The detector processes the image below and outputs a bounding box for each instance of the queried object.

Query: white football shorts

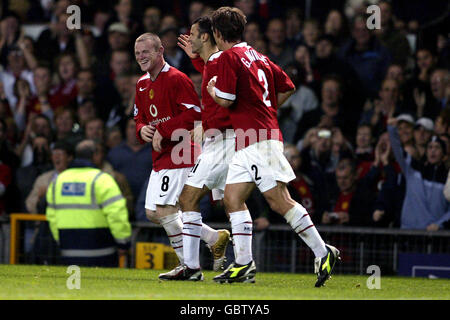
[185,131,235,200]
[225,139,296,193]
[145,167,191,211]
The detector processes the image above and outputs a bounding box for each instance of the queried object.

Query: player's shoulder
[136,72,150,84]
[206,51,223,69]
[164,64,187,78]
[164,63,181,76]
[220,47,238,60]
[136,73,150,88]
[208,51,223,63]
[165,64,194,86]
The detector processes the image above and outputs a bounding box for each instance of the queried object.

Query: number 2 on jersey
[258,69,272,107]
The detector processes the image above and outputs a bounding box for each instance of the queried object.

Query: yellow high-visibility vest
[46,166,131,255]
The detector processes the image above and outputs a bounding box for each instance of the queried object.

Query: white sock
[230,210,253,265]
[201,223,219,246]
[160,212,184,264]
[182,211,202,269]
[284,204,328,258]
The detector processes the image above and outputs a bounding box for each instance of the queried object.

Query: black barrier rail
[132,222,450,276]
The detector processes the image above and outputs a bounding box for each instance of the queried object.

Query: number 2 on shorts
[251,164,261,181]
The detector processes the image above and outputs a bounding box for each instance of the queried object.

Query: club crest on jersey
[149,104,158,117]
[149,88,154,99]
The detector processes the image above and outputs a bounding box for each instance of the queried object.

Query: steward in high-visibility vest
[46,140,131,267]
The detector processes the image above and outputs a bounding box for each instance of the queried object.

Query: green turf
[0,264,448,300]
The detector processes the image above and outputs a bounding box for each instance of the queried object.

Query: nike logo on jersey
[159,194,167,197]
[139,87,146,91]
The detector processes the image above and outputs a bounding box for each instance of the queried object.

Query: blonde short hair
[135,33,162,51]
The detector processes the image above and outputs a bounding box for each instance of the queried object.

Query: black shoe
[314,244,340,287]
[213,261,256,283]
[158,265,204,281]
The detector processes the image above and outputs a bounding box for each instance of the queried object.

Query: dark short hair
[336,157,357,174]
[211,7,247,42]
[192,16,216,46]
[357,123,373,134]
[33,113,51,124]
[52,140,74,157]
[75,140,97,160]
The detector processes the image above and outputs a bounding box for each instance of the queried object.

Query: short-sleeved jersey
[191,52,232,133]
[134,63,201,171]
[213,42,295,150]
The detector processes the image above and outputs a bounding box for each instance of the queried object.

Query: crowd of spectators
[0,0,449,233]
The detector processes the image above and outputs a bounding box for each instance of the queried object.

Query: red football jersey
[290,177,315,215]
[191,53,232,133]
[134,63,201,171]
[213,42,295,149]
[49,79,78,108]
[333,192,354,213]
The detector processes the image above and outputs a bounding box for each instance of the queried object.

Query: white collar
[161,63,171,72]
[146,63,171,78]
[233,42,248,48]
[208,51,222,62]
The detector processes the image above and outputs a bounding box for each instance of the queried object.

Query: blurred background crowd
[0,0,449,232]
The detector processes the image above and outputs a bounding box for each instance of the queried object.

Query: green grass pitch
[0,264,448,300]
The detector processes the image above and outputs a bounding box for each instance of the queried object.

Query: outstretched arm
[387,118,409,174]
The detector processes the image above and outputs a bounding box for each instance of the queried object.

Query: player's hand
[140,125,156,142]
[190,124,204,144]
[177,34,199,59]
[207,76,217,98]
[152,129,163,152]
